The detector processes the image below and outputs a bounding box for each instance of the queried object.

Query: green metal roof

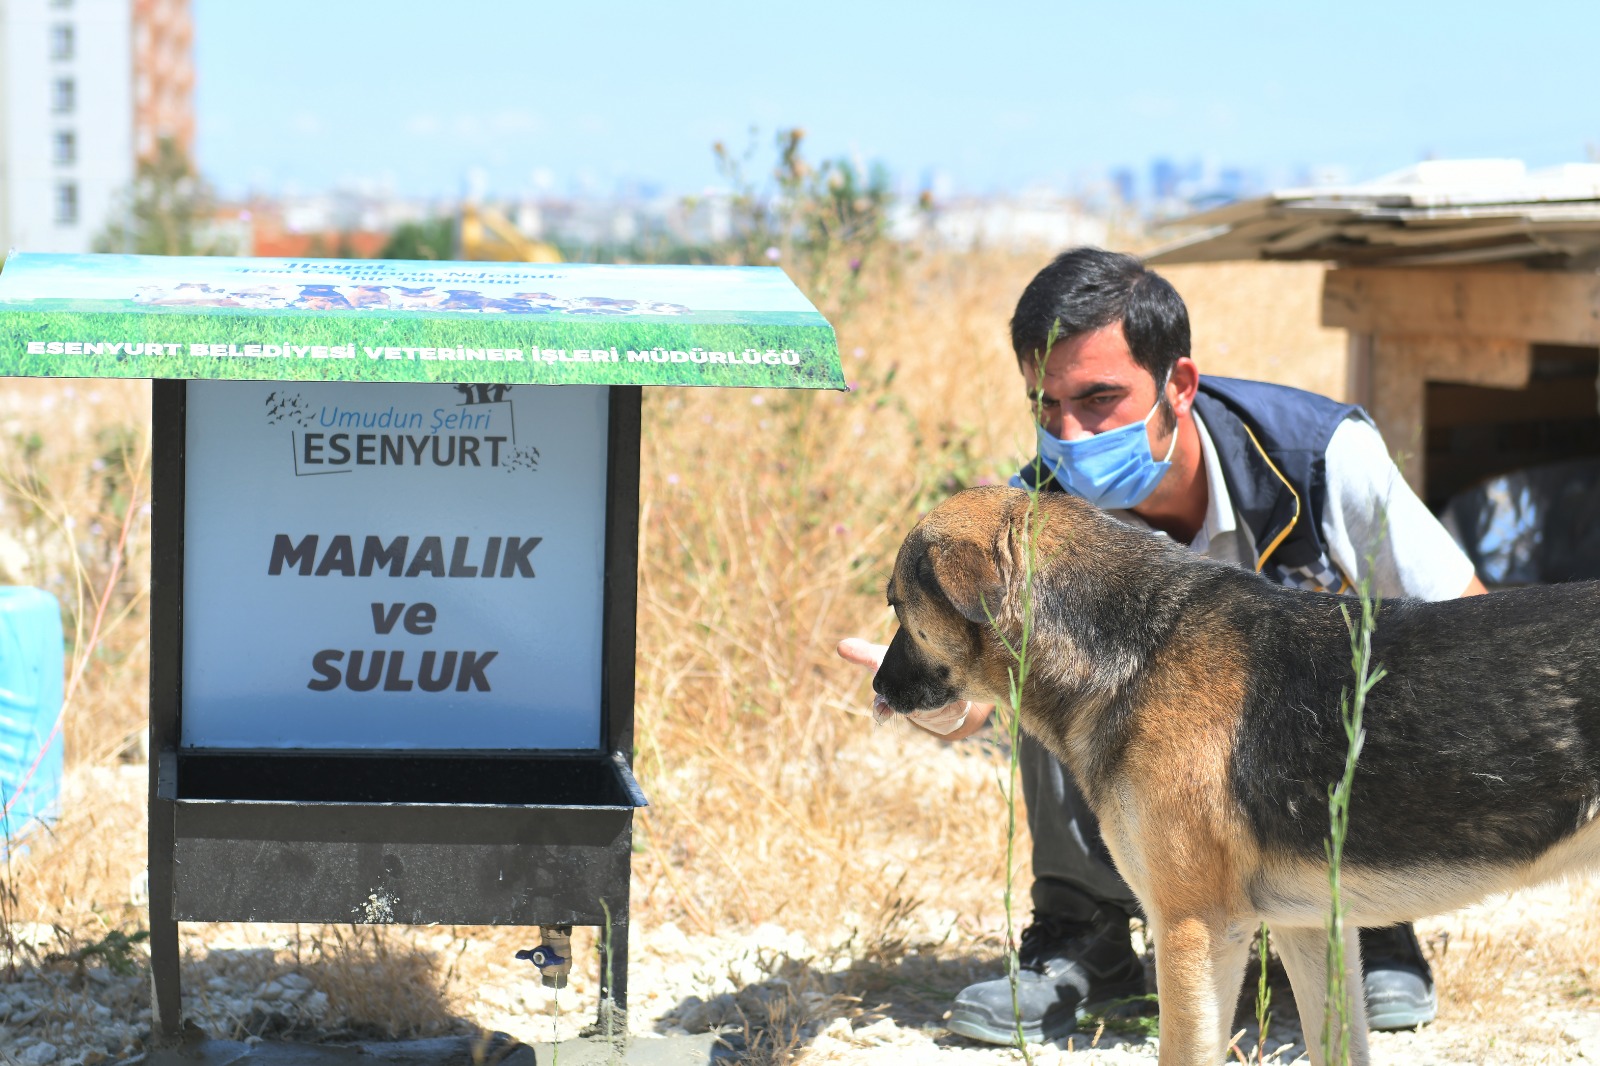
[0,252,844,389]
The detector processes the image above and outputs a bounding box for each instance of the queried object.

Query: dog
[293,284,353,311]
[872,486,1600,1066]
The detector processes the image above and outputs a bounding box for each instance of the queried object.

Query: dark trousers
[1020,731,1141,920]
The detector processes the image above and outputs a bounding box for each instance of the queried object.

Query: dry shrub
[624,249,1042,941]
[287,925,459,1040]
[2,766,147,967]
[0,379,151,980]
[0,377,152,770]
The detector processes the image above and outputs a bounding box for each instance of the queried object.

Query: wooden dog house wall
[1324,269,1600,508]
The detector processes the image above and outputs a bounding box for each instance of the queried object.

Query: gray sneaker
[1360,923,1437,1030]
[947,910,1147,1045]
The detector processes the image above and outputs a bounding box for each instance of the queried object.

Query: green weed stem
[1254,922,1272,1063]
[1323,574,1386,1066]
[985,331,1062,1062]
[992,488,1042,1065]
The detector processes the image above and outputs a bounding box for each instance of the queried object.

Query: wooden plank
[1397,334,1531,388]
[1426,375,1599,429]
[1368,336,1428,490]
[1364,334,1533,492]
[1147,217,1316,264]
[1360,222,1549,247]
[1261,222,1344,255]
[1323,268,1600,344]
[1380,242,1555,268]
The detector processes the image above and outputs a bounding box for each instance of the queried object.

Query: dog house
[0,252,842,1041]
[1150,159,1600,521]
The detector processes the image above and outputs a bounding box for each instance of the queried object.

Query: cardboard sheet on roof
[0,252,844,388]
[1148,160,1600,268]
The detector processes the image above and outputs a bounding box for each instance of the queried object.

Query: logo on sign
[264,386,541,477]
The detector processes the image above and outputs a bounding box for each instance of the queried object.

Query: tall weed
[712,127,911,322]
[1323,570,1386,1065]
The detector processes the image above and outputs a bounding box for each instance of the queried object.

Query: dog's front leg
[1273,924,1369,1066]
[1149,912,1252,1066]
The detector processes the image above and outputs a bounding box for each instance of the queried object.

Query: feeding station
[0,252,843,1040]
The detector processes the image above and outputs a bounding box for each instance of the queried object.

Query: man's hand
[835,636,888,673]
[835,637,995,739]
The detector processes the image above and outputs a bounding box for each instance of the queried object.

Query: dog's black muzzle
[873,627,959,715]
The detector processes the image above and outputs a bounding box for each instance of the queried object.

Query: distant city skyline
[194,1,1598,204]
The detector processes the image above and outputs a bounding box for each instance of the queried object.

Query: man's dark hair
[1010,247,1190,383]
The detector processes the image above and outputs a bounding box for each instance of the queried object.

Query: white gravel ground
[2,762,1597,1064]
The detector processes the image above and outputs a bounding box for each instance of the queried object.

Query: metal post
[147,768,182,1042]
[148,381,186,1043]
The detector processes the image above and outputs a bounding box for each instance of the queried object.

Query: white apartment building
[0,0,134,255]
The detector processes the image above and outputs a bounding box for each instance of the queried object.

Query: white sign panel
[181,380,609,749]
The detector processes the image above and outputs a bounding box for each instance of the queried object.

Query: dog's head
[873,485,1172,722]
[873,487,1036,716]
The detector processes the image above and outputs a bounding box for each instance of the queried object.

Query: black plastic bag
[1440,457,1600,587]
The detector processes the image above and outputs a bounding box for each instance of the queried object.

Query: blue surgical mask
[1034,390,1177,510]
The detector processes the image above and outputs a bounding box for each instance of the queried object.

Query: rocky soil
[2,759,1596,1065]
[5,907,1598,1065]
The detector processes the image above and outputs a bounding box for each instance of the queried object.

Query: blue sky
[195,0,1600,200]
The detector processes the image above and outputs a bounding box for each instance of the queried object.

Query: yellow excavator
[456,202,562,263]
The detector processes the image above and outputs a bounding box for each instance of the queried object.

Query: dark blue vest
[1015,376,1363,582]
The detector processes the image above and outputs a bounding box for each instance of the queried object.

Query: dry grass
[0,251,1593,1064]
[1425,875,1600,1023]
[0,379,151,769]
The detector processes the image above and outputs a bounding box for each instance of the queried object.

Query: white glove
[842,641,974,735]
[908,701,973,735]
[872,694,971,734]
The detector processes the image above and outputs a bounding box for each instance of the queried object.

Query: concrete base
[126,1031,729,1066]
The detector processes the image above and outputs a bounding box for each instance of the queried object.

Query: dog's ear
[919,539,1007,626]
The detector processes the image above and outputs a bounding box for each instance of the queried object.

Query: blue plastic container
[0,587,65,845]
